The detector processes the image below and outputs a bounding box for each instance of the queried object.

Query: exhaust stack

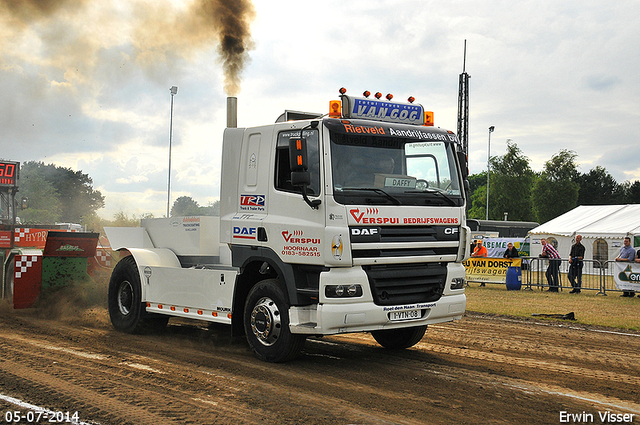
[227,97,237,128]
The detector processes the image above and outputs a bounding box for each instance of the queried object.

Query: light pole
[486,125,494,220]
[167,86,178,218]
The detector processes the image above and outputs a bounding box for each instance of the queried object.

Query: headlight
[450,277,465,290]
[325,284,363,298]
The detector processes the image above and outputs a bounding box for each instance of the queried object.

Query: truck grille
[349,225,460,259]
[363,262,446,306]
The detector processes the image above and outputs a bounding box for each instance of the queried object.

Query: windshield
[327,119,463,206]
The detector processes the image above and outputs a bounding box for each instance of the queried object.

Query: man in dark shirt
[503,243,519,258]
[568,234,585,294]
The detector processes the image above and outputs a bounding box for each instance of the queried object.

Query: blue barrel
[506,266,522,291]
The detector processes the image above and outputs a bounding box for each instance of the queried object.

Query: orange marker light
[158,304,163,309]
[329,100,342,118]
[339,87,347,94]
[424,111,434,126]
[363,90,371,98]
[212,312,218,317]
[184,308,189,313]
[407,96,415,103]
[375,92,382,99]
[386,93,393,101]
[171,306,176,311]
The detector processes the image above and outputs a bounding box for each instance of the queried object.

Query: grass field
[465,282,640,331]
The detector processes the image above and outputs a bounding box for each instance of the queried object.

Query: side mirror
[289,137,311,187]
[288,136,320,210]
[289,137,308,172]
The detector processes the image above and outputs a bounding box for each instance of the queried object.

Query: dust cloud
[0,0,256,95]
[0,0,87,24]
[32,274,109,321]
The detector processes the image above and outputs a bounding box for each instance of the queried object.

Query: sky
[1,0,639,220]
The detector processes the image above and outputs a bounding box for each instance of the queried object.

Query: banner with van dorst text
[463,257,522,283]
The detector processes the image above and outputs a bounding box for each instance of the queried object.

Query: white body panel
[143,266,237,325]
[141,216,221,256]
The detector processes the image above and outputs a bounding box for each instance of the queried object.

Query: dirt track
[0,303,639,425]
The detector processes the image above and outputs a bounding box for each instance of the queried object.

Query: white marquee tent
[528,204,640,263]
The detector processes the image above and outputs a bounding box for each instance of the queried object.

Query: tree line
[16,162,218,232]
[18,161,105,224]
[468,141,640,223]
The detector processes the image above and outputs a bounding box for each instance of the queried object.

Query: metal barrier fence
[521,257,629,295]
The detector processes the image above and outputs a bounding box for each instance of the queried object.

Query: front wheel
[243,279,306,362]
[371,325,427,350]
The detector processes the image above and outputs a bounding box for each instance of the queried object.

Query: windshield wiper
[405,188,458,206]
[339,187,401,205]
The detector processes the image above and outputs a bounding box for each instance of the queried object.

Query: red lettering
[343,124,386,135]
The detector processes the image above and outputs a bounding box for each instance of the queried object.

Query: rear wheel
[243,279,306,362]
[371,325,427,350]
[108,256,167,333]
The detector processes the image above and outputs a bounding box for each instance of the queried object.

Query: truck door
[267,126,325,266]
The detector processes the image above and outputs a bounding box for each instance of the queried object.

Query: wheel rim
[117,280,134,316]
[250,296,281,346]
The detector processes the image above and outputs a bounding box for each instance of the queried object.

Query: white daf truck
[106,89,471,362]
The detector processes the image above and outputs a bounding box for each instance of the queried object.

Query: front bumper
[289,263,466,335]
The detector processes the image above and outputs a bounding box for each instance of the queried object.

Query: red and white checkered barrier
[15,255,39,279]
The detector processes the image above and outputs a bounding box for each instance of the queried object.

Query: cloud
[585,74,621,91]
[1,0,639,220]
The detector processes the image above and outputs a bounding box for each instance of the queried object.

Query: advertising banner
[613,262,640,292]
[482,237,529,258]
[463,257,522,283]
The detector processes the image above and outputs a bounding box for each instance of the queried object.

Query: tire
[243,279,306,363]
[371,325,428,350]
[108,256,168,334]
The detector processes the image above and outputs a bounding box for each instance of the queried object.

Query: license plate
[389,309,421,322]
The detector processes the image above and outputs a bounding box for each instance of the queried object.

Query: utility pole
[167,86,178,218]
[457,40,470,157]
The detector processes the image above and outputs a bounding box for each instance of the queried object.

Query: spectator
[616,236,636,297]
[568,235,585,294]
[540,238,561,292]
[635,250,640,298]
[471,239,488,287]
[471,239,488,258]
[503,242,519,258]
